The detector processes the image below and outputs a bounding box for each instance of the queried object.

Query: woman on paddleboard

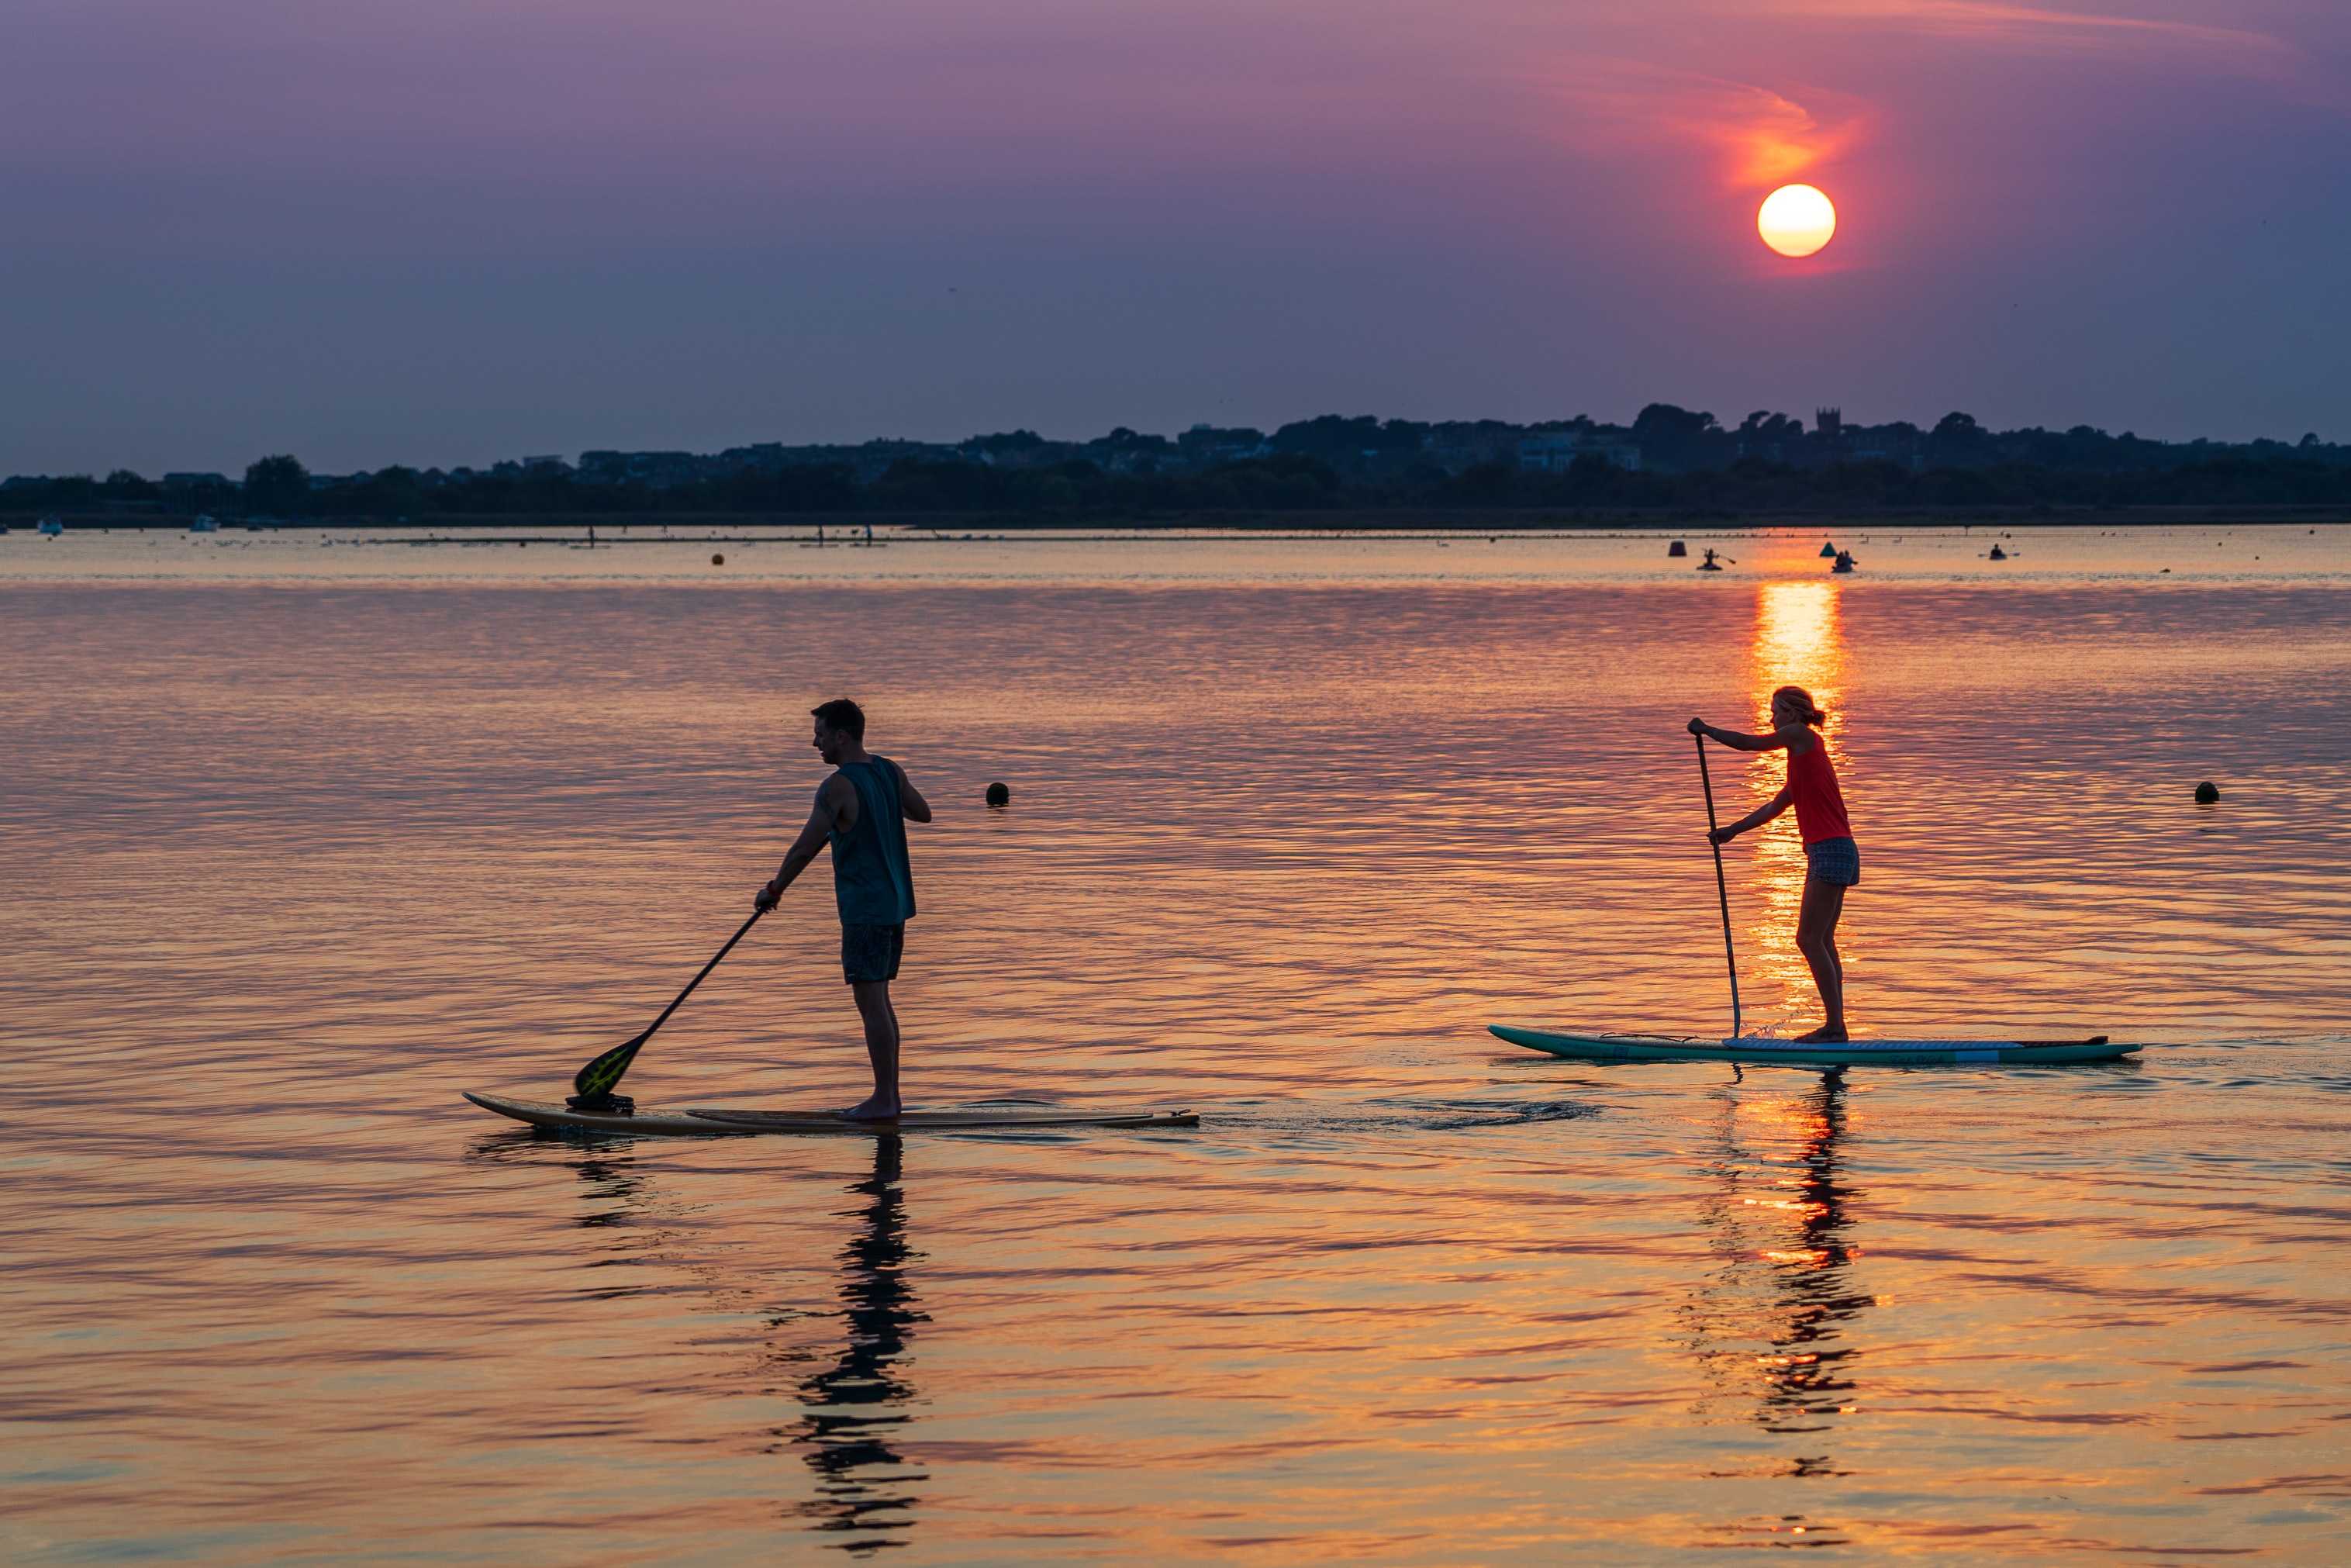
[1688,687,1857,1044]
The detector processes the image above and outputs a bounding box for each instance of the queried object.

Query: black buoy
[711,553,725,565]
[985,781,1010,807]
[1819,541,1838,558]
[1668,540,1687,557]
[2194,780,2220,804]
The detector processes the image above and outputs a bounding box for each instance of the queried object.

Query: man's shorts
[1804,835,1861,887]
[841,922,906,984]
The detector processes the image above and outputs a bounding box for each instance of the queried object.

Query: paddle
[567,907,767,1113]
[1693,733,1744,1038]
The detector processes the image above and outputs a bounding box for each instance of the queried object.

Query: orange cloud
[1535,56,1873,189]
[1712,78,1867,186]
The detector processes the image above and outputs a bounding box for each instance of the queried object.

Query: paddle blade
[573,1032,649,1100]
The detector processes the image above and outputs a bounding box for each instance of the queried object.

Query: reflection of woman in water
[1683,1069,1872,1485]
[1689,686,1859,1043]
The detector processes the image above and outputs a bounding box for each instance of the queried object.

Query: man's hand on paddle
[754,777,856,910]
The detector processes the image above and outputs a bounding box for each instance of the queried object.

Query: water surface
[5,527,2349,1563]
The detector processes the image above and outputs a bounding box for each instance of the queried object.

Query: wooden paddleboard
[1489,1024,2142,1068]
[464,1090,1199,1137]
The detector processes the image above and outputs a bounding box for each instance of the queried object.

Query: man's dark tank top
[829,758,916,925]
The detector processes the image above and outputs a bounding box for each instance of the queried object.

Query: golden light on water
[1744,581,1846,1030]
[1752,581,1842,713]
[1758,184,1836,257]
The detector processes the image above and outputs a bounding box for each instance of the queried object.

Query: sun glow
[1758,184,1836,258]
[1753,581,1842,707]
[1745,581,1847,1024]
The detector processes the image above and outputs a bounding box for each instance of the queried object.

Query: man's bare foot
[837,1093,903,1123]
[1793,1024,1849,1044]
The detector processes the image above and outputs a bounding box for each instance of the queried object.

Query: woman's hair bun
[1773,684,1828,727]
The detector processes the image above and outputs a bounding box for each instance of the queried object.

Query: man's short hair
[811,698,865,741]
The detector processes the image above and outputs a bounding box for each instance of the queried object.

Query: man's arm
[756,775,855,909]
[889,760,933,824]
[1712,785,1794,844]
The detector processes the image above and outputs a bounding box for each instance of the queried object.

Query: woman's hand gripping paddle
[567,907,767,1114]
[1693,730,1744,1039]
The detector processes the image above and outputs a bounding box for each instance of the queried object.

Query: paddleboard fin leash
[1694,731,1742,1039]
[568,906,768,1114]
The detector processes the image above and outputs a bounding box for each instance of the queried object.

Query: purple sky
[3,0,2346,473]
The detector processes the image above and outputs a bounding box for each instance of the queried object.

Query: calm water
[5,527,2349,1563]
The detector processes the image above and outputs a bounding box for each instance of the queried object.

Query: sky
[2,0,2347,475]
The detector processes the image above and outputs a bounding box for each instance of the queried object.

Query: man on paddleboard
[1688,686,1858,1043]
[755,699,932,1120]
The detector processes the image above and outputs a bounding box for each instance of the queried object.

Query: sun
[1758,184,1836,258]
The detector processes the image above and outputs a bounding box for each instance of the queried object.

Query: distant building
[1518,433,1641,474]
[161,472,233,490]
[699,440,961,484]
[1424,425,1521,471]
[579,451,708,487]
[1177,425,1272,469]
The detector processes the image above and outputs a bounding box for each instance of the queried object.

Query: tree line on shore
[8,406,2349,520]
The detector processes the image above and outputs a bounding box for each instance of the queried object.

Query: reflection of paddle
[1693,734,1744,1038]
[568,907,766,1112]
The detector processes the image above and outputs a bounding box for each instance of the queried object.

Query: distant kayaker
[756,699,932,1119]
[1687,687,1857,1043]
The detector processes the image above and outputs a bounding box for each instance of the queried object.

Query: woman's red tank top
[1787,735,1852,844]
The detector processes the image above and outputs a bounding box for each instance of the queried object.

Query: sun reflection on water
[1683,1072,1871,1484]
[1743,582,1848,1032]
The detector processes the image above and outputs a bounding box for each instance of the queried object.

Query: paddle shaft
[1694,734,1743,1038]
[572,906,766,1099]
[641,905,765,1043]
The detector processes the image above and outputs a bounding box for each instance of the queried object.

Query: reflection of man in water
[790,1135,927,1552]
[756,699,933,1120]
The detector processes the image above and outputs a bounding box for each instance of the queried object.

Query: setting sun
[1759,184,1837,257]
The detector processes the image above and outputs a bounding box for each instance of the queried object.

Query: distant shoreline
[9,506,2350,535]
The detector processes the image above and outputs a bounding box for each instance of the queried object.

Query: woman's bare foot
[1793,1024,1849,1044]
[837,1093,903,1123]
